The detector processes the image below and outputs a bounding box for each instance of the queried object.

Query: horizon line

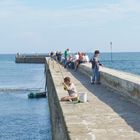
[0,51,140,54]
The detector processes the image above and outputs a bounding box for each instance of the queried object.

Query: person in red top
[75,52,84,71]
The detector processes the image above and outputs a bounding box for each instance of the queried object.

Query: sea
[89,52,140,76]
[0,52,139,139]
[0,54,51,140]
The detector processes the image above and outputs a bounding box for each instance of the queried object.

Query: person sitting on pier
[61,77,78,101]
[75,52,84,71]
[83,53,89,62]
[74,52,89,71]
[65,54,75,69]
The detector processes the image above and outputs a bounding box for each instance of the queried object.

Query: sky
[0,0,140,53]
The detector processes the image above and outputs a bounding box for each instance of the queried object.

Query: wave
[0,87,44,92]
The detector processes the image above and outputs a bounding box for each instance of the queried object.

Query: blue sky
[0,0,140,53]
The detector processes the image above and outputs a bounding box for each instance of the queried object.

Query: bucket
[79,92,87,103]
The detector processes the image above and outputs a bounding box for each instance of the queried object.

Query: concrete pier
[79,63,140,106]
[46,58,140,140]
[15,54,49,63]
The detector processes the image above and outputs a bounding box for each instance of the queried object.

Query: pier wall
[45,58,140,140]
[15,54,49,63]
[45,59,70,140]
[79,63,140,106]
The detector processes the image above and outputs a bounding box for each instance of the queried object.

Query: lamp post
[110,42,113,62]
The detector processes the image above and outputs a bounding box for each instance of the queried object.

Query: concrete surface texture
[79,63,140,106]
[47,59,140,140]
[79,63,140,84]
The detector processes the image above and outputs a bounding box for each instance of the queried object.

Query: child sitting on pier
[61,77,78,101]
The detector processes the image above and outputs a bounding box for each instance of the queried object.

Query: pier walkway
[47,59,140,140]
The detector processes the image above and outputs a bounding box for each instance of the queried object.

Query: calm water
[0,54,51,140]
[0,53,139,139]
[89,52,140,76]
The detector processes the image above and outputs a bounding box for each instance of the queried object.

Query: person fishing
[90,50,103,84]
[61,77,78,101]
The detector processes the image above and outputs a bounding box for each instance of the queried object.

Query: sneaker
[97,82,101,84]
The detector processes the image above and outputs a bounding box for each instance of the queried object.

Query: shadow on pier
[68,69,140,134]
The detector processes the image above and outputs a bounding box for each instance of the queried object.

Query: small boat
[28,91,47,98]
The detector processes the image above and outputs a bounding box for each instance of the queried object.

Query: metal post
[110,42,113,62]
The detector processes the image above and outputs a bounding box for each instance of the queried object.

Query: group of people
[50,49,103,101]
[50,49,90,70]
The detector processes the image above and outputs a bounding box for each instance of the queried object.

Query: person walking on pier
[61,77,78,101]
[90,50,102,84]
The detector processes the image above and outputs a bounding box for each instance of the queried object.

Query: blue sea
[0,54,51,140]
[89,52,140,76]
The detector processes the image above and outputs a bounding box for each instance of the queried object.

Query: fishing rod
[55,59,65,79]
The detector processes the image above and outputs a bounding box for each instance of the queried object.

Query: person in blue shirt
[90,50,103,84]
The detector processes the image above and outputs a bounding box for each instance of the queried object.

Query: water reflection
[0,91,51,140]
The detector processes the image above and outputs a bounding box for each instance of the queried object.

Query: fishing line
[46,57,64,85]
[56,60,65,79]
[31,76,45,90]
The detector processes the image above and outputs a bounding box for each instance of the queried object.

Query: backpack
[90,58,95,69]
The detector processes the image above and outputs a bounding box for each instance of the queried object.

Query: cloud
[0,0,140,28]
[0,0,140,53]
